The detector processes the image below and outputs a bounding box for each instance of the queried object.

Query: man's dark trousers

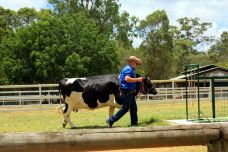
[109,90,138,125]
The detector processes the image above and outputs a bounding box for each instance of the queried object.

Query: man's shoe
[131,123,139,127]
[106,119,113,128]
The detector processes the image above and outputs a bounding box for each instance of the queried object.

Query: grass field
[0,102,171,133]
[0,100,227,132]
[0,100,227,152]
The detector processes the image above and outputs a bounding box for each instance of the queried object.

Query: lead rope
[136,80,145,99]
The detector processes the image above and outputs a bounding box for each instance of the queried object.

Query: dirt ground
[96,146,207,152]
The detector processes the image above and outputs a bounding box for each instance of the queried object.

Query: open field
[0,100,227,132]
[0,102,170,132]
[99,146,207,152]
[0,100,227,152]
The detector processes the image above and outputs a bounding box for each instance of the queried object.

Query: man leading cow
[106,56,143,128]
[58,56,157,128]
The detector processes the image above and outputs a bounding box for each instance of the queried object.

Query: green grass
[0,103,170,133]
[0,100,227,133]
[0,101,216,152]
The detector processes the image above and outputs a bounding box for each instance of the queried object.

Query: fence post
[220,89,222,99]
[48,91,51,104]
[19,92,22,106]
[172,81,175,99]
[39,84,42,106]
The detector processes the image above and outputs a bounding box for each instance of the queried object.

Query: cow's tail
[58,81,64,104]
[57,81,68,114]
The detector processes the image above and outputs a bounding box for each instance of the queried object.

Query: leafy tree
[176,17,212,51]
[172,17,213,73]
[187,51,210,66]
[0,7,17,84]
[114,11,139,49]
[48,0,138,48]
[1,8,120,84]
[208,31,228,68]
[16,7,38,26]
[139,10,174,79]
[0,6,16,42]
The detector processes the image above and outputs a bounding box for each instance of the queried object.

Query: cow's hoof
[62,123,66,128]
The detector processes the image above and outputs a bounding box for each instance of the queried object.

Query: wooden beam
[0,124,224,152]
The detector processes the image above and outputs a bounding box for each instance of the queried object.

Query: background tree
[139,10,174,79]
[0,0,138,84]
[208,31,228,68]
[0,1,227,84]
[0,7,16,42]
[0,7,17,83]
[172,17,213,74]
[16,7,38,27]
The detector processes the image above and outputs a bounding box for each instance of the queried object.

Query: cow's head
[135,74,157,95]
[142,76,157,95]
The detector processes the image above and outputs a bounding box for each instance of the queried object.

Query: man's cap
[127,56,142,65]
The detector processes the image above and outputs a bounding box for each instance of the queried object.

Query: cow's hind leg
[109,106,115,117]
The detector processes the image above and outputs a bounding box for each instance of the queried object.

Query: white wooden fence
[0,84,227,106]
[0,84,59,106]
[139,87,228,101]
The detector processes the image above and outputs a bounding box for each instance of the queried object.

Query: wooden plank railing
[0,124,227,152]
[0,84,227,105]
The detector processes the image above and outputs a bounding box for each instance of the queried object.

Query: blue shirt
[119,64,136,90]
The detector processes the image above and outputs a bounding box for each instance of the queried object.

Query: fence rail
[0,84,228,106]
[0,84,59,106]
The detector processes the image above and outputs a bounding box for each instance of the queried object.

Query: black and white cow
[57,74,157,128]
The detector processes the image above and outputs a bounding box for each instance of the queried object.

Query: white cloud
[119,0,228,48]
[0,0,48,10]
[171,0,226,24]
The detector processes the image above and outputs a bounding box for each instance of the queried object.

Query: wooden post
[207,140,223,152]
[222,124,228,152]
[19,92,22,106]
[207,124,228,152]
[172,81,175,99]
[39,84,42,106]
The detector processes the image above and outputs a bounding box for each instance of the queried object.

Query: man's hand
[137,77,143,82]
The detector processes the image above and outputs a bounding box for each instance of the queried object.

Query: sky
[119,0,228,49]
[0,0,227,49]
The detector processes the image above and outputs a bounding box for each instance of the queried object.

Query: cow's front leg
[56,104,69,128]
[63,119,67,128]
